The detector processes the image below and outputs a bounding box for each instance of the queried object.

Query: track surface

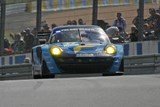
[0,75,160,107]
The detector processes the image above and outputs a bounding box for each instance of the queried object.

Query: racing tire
[119,59,124,72]
[102,59,124,76]
[32,67,42,79]
[41,61,55,78]
[33,75,41,79]
[102,72,123,76]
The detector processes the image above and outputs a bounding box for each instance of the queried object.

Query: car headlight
[104,45,117,55]
[50,46,63,56]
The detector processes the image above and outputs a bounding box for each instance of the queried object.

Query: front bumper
[54,57,114,74]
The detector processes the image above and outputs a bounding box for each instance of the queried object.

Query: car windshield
[50,27,110,43]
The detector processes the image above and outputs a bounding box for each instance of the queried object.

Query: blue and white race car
[32,25,124,78]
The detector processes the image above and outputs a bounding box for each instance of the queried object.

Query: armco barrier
[0,54,160,80]
[0,64,32,80]
[124,54,160,75]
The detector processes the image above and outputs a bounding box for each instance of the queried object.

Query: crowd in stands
[104,7,160,43]
[2,7,160,55]
[3,18,86,55]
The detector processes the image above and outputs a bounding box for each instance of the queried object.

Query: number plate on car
[76,54,94,57]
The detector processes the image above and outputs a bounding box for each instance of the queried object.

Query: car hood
[49,42,108,54]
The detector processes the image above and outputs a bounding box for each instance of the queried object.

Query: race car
[32,25,124,79]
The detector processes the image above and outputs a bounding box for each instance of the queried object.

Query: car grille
[54,57,114,73]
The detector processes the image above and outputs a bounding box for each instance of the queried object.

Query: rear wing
[37,31,51,44]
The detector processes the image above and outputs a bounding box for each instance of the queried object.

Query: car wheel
[119,59,124,72]
[102,72,116,76]
[32,67,41,79]
[33,75,41,79]
[102,59,124,76]
[41,61,55,78]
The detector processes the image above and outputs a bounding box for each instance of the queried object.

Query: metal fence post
[36,0,42,45]
[36,0,42,32]
[92,0,98,25]
[138,0,144,41]
[0,0,6,54]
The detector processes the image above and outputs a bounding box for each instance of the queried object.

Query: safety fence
[0,54,160,80]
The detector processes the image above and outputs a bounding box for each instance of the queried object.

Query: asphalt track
[0,74,160,107]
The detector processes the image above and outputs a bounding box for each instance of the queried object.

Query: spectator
[132,9,140,28]
[21,30,27,39]
[41,24,51,32]
[67,20,72,25]
[128,26,139,42]
[78,18,85,25]
[97,20,109,30]
[145,8,160,40]
[12,33,25,53]
[4,45,14,55]
[24,28,35,52]
[3,38,13,55]
[4,38,10,49]
[105,22,111,29]
[71,20,77,25]
[143,23,155,40]
[156,6,160,14]
[118,27,127,42]
[113,12,127,32]
[41,20,47,27]
[51,23,57,29]
[31,28,37,36]
[9,33,15,40]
